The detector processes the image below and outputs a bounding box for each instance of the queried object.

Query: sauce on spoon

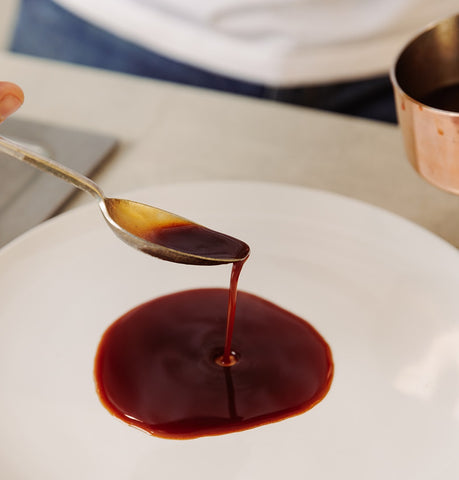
[103,198,250,264]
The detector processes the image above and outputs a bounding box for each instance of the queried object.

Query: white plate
[1,181,459,479]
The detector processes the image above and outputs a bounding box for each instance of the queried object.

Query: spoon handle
[0,134,104,199]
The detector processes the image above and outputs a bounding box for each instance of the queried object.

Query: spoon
[0,134,250,265]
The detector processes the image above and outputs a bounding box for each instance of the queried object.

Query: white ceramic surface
[1,181,459,479]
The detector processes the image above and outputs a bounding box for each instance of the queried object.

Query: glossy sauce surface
[105,198,250,261]
[94,288,333,439]
[147,223,249,260]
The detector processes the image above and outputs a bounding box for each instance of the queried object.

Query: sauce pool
[94,284,333,438]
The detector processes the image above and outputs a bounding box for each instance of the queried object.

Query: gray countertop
[2,51,459,247]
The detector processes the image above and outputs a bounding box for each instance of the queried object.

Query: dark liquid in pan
[420,83,459,112]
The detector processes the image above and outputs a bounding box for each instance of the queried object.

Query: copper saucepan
[391,14,459,194]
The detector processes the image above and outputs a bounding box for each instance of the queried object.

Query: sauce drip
[94,219,333,439]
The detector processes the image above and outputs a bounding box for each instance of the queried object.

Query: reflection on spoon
[0,134,250,265]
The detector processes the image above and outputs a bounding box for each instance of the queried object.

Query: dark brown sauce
[94,287,333,439]
[147,223,250,260]
[420,83,459,112]
[105,198,250,261]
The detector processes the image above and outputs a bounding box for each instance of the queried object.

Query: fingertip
[0,82,24,121]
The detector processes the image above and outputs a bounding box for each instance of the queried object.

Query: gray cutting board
[0,118,117,247]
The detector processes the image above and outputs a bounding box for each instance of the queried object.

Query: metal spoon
[0,134,250,265]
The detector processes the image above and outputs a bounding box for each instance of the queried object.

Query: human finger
[0,82,24,122]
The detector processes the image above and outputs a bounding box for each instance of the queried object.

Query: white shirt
[52,0,459,86]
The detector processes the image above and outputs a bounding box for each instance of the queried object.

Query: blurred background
[0,0,18,50]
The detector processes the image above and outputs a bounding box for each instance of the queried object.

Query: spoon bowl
[101,197,250,265]
[0,134,249,265]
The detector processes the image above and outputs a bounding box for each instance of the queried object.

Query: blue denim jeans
[10,0,397,123]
